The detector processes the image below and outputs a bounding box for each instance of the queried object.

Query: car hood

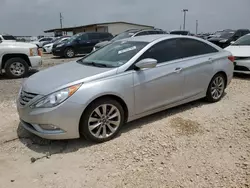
[1,41,36,48]
[22,61,116,95]
[95,41,110,47]
[224,45,250,57]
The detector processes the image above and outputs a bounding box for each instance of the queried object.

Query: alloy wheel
[88,104,121,139]
[211,76,225,100]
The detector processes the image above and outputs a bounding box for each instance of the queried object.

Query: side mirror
[135,58,157,69]
[230,41,235,44]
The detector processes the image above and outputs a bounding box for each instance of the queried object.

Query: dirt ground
[0,54,249,188]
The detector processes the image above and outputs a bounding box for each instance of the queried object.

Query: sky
[0,0,250,36]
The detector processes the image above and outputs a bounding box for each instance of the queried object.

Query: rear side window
[79,34,88,40]
[138,39,182,63]
[179,38,218,58]
[101,33,113,39]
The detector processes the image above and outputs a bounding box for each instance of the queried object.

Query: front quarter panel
[69,71,135,119]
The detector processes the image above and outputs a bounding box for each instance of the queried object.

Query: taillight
[228,55,235,62]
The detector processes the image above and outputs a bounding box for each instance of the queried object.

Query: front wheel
[4,57,29,78]
[206,73,226,102]
[64,48,75,58]
[80,98,125,143]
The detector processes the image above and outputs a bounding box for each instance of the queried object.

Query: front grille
[19,90,38,106]
[234,56,250,60]
[234,65,250,71]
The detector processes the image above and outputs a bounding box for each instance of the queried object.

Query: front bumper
[234,60,250,74]
[17,97,84,140]
[52,48,65,57]
[29,56,42,68]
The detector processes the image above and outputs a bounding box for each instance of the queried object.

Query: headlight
[93,47,96,51]
[56,43,64,48]
[45,45,52,48]
[29,48,38,56]
[30,83,82,108]
[219,39,228,43]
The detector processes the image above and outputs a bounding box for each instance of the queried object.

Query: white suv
[0,34,16,42]
[0,40,42,78]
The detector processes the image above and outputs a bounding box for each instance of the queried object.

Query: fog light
[39,124,60,130]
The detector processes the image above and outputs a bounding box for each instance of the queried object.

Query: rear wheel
[206,73,226,102]
[4,57,29,78]
[64,48,75,58]
[80,98,125,143]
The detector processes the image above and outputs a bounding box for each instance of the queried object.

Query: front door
[133,39,185,114]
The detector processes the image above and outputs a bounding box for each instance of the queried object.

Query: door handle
[174,67,182,73]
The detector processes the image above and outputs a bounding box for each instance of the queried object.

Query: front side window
[232,34,250,46]
[77,41,148,67]
[135,31,149,36]
[179,38,218,58]
[138,39,182,63]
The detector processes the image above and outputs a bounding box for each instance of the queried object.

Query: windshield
[232,34,250,46]
[170,31,189,35]
[111,31,137,42]
[67,33,83,43]
[214,31,235,38]
[3,35,16,40]
[77,41,148,67]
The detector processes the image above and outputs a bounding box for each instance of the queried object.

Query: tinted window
[39,38,47,42]
[138,39,182,63]
[147,31,159,34]
[135,31,149,36]
[88,33,100,40]
[2,35,16,40]
[170,31,189,35]
[101,33,112,39]
[241,30,250,35]
[79,34,88,40]
[179,38,218,58]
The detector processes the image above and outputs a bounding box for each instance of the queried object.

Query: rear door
[178,38,219,99]
[133,39,185,114]
[77,33,91,54]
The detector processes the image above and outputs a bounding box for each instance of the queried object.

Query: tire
[4,57,29,79]
[206,73,226,102]
[80,97,125,143]
[64,47,75,58]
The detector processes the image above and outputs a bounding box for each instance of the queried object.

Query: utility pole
[180,25,182,30]
[60,12,63,28]
[196,20,198,35]
[182,9,188,30]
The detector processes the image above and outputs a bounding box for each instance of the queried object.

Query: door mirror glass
[135,58,157,69]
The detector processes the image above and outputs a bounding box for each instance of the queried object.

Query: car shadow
[233,73,250,80]
[17,98,210,156]
[0,69,39,80]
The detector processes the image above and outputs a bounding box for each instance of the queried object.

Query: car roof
[119,34,198,43]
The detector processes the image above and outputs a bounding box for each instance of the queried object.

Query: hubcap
[211,76,224,100]
[88,104,121,139]
[10,62,25,76]
[66,49,74,57]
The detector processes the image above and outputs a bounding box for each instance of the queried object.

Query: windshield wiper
[77,60,109,68]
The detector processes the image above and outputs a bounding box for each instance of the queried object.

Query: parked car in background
[43,36,70,53]
[93,28,167,51]
[169,30,191,35]
[208,29,250,48]
[52,32,113,58]
[31,37,54,48]
[17,35,234,143]
[0,34,16,42]
[0,40,42,78]
[225,34,250,74]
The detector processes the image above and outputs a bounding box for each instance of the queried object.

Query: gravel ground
[0,54,249,188]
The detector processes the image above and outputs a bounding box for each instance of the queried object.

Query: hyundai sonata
[17,35,234,142]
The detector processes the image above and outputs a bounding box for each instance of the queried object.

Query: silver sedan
[17,35,234,142]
